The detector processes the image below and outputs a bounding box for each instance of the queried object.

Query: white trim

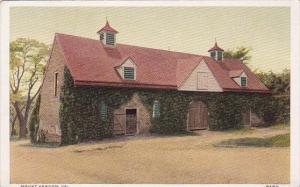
[152,100,160,118]
[98,31,117,47]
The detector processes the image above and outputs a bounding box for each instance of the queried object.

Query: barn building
[36,21,269,143]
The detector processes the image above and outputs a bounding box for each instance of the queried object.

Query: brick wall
[113,93,151,135]
[38,39,65,143]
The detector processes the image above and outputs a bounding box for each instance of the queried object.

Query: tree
[224,46,252,64]
[254,69,290,95]
[10,38,49,139]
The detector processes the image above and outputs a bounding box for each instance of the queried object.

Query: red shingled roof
[54,33,269,93]
[229,70,244,78]
[208,42,224,52]
[97,21,119,34]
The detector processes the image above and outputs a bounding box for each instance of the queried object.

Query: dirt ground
[10,126,290,184]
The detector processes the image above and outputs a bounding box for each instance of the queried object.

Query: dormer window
[124,67,135,80]
[241,77,247,87]
[229,70,248,87]
[116,58,137,81]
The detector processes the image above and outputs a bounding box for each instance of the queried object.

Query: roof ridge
[55,32,207,58]
[118,43,203,58]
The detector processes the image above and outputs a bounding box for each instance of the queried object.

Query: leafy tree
[10,38,49,138]
[224,46,252,64]
[224,46,289,95]
[254,69,290,95]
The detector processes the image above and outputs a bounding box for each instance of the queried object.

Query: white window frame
[100,101,108,121]
[152,100,160,119]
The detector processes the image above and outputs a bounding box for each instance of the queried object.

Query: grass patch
[215,133,290,148]
[151,131,199,137]
[20,142,60,148]
[269,123,290,130]
[74,144,124,153]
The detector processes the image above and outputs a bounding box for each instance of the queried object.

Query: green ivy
[57,66,287,145]
[29,95,41,143]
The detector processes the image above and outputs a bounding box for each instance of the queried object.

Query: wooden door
[126,109,137,135]
[242,110,251,127]
[187,101,208,130]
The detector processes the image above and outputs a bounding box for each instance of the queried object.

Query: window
[123,67,135,80]
[106,33,115,45]
[197,72,208,90]
[54,72,58,96]
[100,33,104,40]
[210,51,216,58]
[100,102,108,121]
[241,77,247,87]
[217,51,223,61]
[152,100,160,119]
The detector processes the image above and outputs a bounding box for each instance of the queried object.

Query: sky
[10,6,290,72]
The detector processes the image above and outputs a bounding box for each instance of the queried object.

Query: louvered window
[100,102,108,121]
[217,51,223,61]
[152,100,160,119]
[210,51,216,58]
[241,77,247,87]
[100,33,104,40]
[106,33,115,45]
[124,67,135,80]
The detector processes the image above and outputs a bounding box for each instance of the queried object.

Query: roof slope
[55,33,269,93]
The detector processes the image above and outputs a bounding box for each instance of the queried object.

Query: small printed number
[266,185,279,187]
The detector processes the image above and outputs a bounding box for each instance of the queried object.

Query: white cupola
[97,20,118,47]
[208,42,224,61]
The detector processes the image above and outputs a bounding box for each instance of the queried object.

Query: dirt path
[10,127,290,184]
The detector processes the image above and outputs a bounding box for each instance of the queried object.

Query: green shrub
[29,95,41,143]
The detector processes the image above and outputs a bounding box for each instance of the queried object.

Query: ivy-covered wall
[58,67,275,145]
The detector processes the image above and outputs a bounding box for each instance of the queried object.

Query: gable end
[179,60,223,92]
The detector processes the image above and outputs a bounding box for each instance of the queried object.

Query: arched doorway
[187,101,208,130]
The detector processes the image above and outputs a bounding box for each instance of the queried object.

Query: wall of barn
[38,39,65,143]
[56,68,271,145]
[113,93,151,135]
